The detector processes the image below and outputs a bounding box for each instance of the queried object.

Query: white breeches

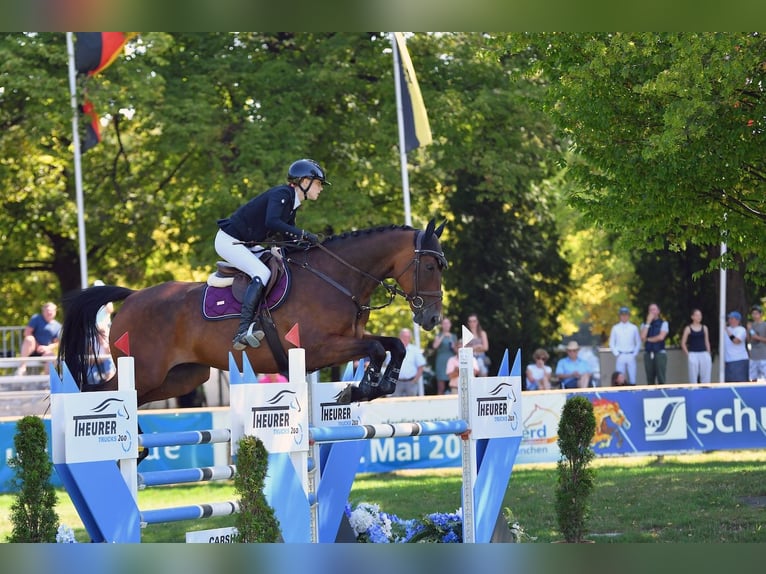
[214,229,271,284]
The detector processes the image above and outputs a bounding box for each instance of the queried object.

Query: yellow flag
[393,33,432,152]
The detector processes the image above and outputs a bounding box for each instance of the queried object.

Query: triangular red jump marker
[114,332,130,356]
[285,323,300,348]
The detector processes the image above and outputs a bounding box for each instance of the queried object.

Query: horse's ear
[425,218,435,237]
[435,220,446,238]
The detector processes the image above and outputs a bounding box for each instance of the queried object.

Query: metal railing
[0,326,26,358]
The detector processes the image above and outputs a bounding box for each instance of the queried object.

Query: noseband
[393,228,448,310]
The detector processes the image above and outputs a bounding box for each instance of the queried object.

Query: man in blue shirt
[555,341,593,389]
[16,301,61,375]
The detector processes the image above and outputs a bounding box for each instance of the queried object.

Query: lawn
[2,450,765,543]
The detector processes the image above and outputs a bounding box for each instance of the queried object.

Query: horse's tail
[58,285,134,390]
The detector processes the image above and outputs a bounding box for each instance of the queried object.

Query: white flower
[348,502,380,536]
[56,524,77,543]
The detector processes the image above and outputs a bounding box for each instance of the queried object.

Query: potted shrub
[555,395,596,543]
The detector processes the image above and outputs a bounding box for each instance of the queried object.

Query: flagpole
[392,32,424,392]
[719,241,727,382]
[66,32,89,289]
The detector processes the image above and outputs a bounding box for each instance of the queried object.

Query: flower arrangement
[346,502,527,543]
[56,524,77,543]
[503,507,537,543]
[345,501,462,543]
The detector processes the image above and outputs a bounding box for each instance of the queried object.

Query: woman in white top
[525,348,552,390]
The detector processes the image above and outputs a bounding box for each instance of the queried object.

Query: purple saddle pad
[202,271,289,320]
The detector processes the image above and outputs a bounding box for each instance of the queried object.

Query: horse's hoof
[337,385,354,405]
[379,378,396,395]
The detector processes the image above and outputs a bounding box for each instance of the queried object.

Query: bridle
[283,228,447,317]
[391,228,448,312]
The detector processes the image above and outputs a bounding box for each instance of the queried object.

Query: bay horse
[58,221,447,406]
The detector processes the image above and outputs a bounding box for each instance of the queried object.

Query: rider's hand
[302,231,319,245]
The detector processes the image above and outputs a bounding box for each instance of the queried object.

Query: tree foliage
[1,32,570,359]
[515,33,766,284]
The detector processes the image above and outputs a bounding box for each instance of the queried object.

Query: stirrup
[232,323,265,351]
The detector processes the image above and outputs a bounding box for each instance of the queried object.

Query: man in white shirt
[609,306,641,385]
[390,328,427,397]
[724,310,749,382]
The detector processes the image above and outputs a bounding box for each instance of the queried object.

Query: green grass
[2,450,766,542]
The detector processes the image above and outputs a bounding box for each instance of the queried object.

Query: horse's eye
[426,263,435,271]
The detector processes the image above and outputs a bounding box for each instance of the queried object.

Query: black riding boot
[232,277,265,350]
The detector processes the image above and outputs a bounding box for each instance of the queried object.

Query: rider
[215,158,330,350]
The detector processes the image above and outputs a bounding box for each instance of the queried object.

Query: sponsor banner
[53,391,137,463]
[4,383,766,492]
[311,382,365,428]
[241,382,308,453]
[467,376,522,439]
[186,526,238,543]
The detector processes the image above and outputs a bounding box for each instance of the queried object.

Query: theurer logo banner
[56,391,138,463]
[468,376,523,439]
[311,382,365,428]
[242,382,308,453]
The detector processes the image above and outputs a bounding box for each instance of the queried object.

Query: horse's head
[395,219,448,331]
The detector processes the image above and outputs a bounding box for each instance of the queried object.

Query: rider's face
[302,178,323,201]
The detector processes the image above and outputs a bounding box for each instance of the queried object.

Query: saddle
[207,248,285,303]
[204,248,291,374]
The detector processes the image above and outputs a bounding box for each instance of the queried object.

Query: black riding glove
[302,231,319,245]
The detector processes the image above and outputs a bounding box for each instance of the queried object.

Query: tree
[7,416,59,542]
[426,34,571,363]
[514,32,766,303]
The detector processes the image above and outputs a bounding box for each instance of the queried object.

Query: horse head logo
[592,398,631,449]
[91,397,130,420]
[267,389,302,412]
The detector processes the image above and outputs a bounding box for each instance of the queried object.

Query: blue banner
[2,384,766,492]
[0,411,214,493]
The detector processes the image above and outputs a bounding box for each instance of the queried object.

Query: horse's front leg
[353,335,405,401]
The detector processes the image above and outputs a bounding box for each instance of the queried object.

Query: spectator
[86,321,116,386]
[609,306,641,385]
[446,340,481,393]
[525,348,552,391]
[431,317,457,395]
[390,328,427,397]
[640,303,669,385]
[680,308,712,384]
[724,310,749,382]
[555,341,592,389]
[611,371,628,387]
[87,280,116,386]
[15,301,61,375]
[747,304,766,382]
[466,313,490,376]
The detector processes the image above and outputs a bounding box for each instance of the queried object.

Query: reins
[281,229,446,316]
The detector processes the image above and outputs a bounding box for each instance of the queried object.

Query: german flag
[393,33,432,153]
[75,32,132,76]
[80,98,101,153]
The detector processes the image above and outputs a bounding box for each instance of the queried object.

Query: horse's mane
[321,224,415,245]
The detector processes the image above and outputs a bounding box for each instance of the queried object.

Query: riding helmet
[287,159,331,185]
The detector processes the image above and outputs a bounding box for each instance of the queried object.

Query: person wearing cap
[680,308,712,384]
[724,310,749,382]
[640,303,669,385]
[555,340,592,389]
[608,306,641,385]
[747,304,766,382]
